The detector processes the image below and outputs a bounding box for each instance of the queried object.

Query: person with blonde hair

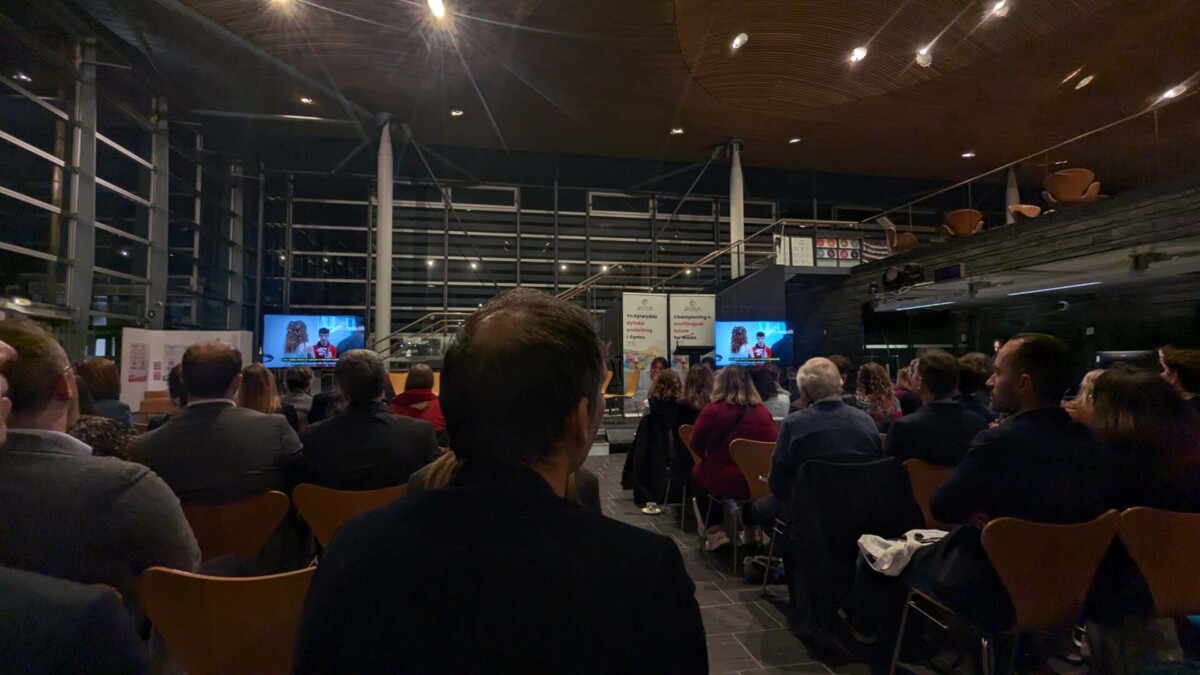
[238,363,300,432]
[1062,368,1105,425]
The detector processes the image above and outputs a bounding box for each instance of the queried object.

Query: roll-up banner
[622,293,668,413]
[669,294,715,352]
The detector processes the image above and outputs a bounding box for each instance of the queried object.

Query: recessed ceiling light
[14,72,31,83]
[961,151,976,158]
[322,257,329,262]
[915,48,932,68]
[279,254,286,261]
[990,0,1009,17]
[788,137,802,144]
[732,33,749,50]
[1075,75,1094,90]
[1060,68,1082,84]
[450,109,464,117]
[669,127,684,135]
[684,269,692,275]
[426,259,435,266]
[560,264,568,271]
[850,46,868,62]
[469,262,477,269]
[299,97,314,105]
[428,0,446,19]
[119,249,129,257]
[1160,84,1187,101]
[601,265,609,272]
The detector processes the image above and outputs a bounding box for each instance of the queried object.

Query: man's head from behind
[988,333,1072,414]
[795,357,842,407]
[334,350,388,403]
[0,320,76,433]
[181,341,243,401]
[441,288,606,473]
[914,350,960,403]
[827,354,852,384]
[1160,346,1200,395]
[405,363,435,391]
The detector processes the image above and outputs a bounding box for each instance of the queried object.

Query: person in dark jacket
[76,357,133,429]
[303,350,440,490]
[294,289,706,674]
[885,350,987,466]
[955,352,998,424]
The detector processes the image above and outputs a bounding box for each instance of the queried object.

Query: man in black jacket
[295,289,707,674]
[884,350,987,467]
[300,350,439,490]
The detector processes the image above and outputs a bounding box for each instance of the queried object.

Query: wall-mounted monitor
[714,321,792,367]
[261,314,365,368]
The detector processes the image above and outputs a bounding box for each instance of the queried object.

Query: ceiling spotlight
[732,33,749,50]
[990,0,1009,17]
[278,254,286,261]
[601,265,609,272]
[850,46,868,62]
[788,137,802,144]
[322,257,330,262]
[450,109,464,117]
[669,127,684,135]
[961,151,976,158]
[426,259,435,267]
[469,262,477,269]
[14,72,31,83]
[915,48,932,68]
[1075,75,1094,90]
[428,0,446,19]
[1061,68,1082,84]
[560,264,568,271]
[10,296,32,307]
[684,269,692,275]
[1159,84,1187,101]
[299,97,314,105]
[119,249,129,257]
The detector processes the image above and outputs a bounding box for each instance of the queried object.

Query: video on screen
[261,314,365,368]
[713,321,792,367]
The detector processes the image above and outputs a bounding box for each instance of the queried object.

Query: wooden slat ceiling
[104,0,1200,187]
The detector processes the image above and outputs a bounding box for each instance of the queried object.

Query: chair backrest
[902,459,956,529]
[943,209,983,236]
[140,566,315,675]
[729,438,775,502]
[1043,168,1096,200]
[601,369,614,395]
[1118,507,1200,618]
[293,483,408,547]
[182,491,290,562]
[623,369,641,397]
[982,510,1118,632]
[678,424,702,465]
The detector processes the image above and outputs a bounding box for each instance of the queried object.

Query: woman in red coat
[389,364,448,446]
[691,366,778,535]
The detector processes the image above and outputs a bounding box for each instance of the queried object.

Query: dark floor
[585,453,869,675]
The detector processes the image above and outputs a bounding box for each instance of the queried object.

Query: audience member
[678,364,713,427]
[691,366,777,503]
[294,289,706,673]
[307,387,342,425]
[856,362,902,430]
[700,355,717,371]
[847,333,1112,638]
[130,341,302,504]
[76,357,133,429]
[239,363,300,432]
[146,363,187,431]
[280,365,315,427]
[649,356,670,381]
[389,363,447,446]
[647,368,682,420]
[829,354,853,392]
[0,320,198,609]
[956,352,997,423]
[751,363,791,419]
[69,375,135,460]
[894,360,923,416]
[884,351,987,466]
[1063,368,1105,425]
[1160,345,1200,413]
[755,358,879,526]
[302,350,439,490]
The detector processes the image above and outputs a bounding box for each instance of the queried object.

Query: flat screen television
[261,314,365,368]
[713,321,792,367]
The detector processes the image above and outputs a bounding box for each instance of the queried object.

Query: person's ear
[566,396,594,450]
[55,369,75,401]
[1017,372,1034,397]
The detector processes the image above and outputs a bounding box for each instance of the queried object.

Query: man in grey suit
[130,341,303,504]
[0,320,199,610]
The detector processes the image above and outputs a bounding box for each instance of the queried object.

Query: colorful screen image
[261,314,365,368]
[713,321,791,367]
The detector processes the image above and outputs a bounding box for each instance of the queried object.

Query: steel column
[147,97,169,329]
[65,38,97,359]
[729,140,746,278]
[255,163,265,343]
[228,161,244,329]
[374,120,394,353]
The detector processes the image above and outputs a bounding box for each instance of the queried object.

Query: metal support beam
[191,132,203,325]
[228,161,245,329]
[374,119,394,354]
[283,172,293,312]
[729,140,746,279]
[147,97,169,329]
[65,38,97,359]
[255,162,265,344]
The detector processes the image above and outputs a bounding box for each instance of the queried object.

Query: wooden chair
[729,439,775,503]
[902,459,956,530]
[678,424,718,537]
[1007,204,1042,222]
[293,483,407,547]
[1117,507,1200,617]
[678,424,702,466]
[600,369,614,396]
[182,491,290,562]
[603,369,640,417]
[884,225,918,252]
[889,510,1119,675]
[1043,168,1100,208]
[140,566,315,675]
[942,209,984,238]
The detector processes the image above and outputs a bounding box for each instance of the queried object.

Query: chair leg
[981,636,994,675]
[760,526,776,599]
[680,483,688,530]
[889,591,915,675]
[662,476,672,510]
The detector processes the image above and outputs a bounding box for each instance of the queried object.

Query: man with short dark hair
[0,320,198,609]
[312,327,337,360]
[130,341,302,504]
[295,289,707,673]
[300,350,438,490]
[956,352,997,423]
[884,350,987,466]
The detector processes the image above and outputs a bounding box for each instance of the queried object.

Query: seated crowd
[2,301,1200,673]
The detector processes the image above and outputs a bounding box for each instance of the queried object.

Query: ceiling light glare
[560,264,568,271]
[915,48,932,67]
[961,151,976,158]
[14,72,31,83]
[469,262,477,269]
[322,257,330,262]
[299,97,314,105]
[601,265,609,272]
[10,296,32,306]
[1075,75,1094,90]
[426,259,435,267]
[1160,84,1187,101]
[850,46,868,62]
[991,0,1009,17]
[788,137,802,144]
[428,0,446,19]
[732,33,749,50]
[669,127,684,135]
[1061,68,1082,84]
[450,109,464,117]
[278,254,286,261]
[1054,160,1068,166]
[684,269,692,275]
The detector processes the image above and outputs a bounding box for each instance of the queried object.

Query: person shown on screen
[750,332,773,360]
[312,327,338,360]
[729,326,752,358]
[284,320,312,360]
